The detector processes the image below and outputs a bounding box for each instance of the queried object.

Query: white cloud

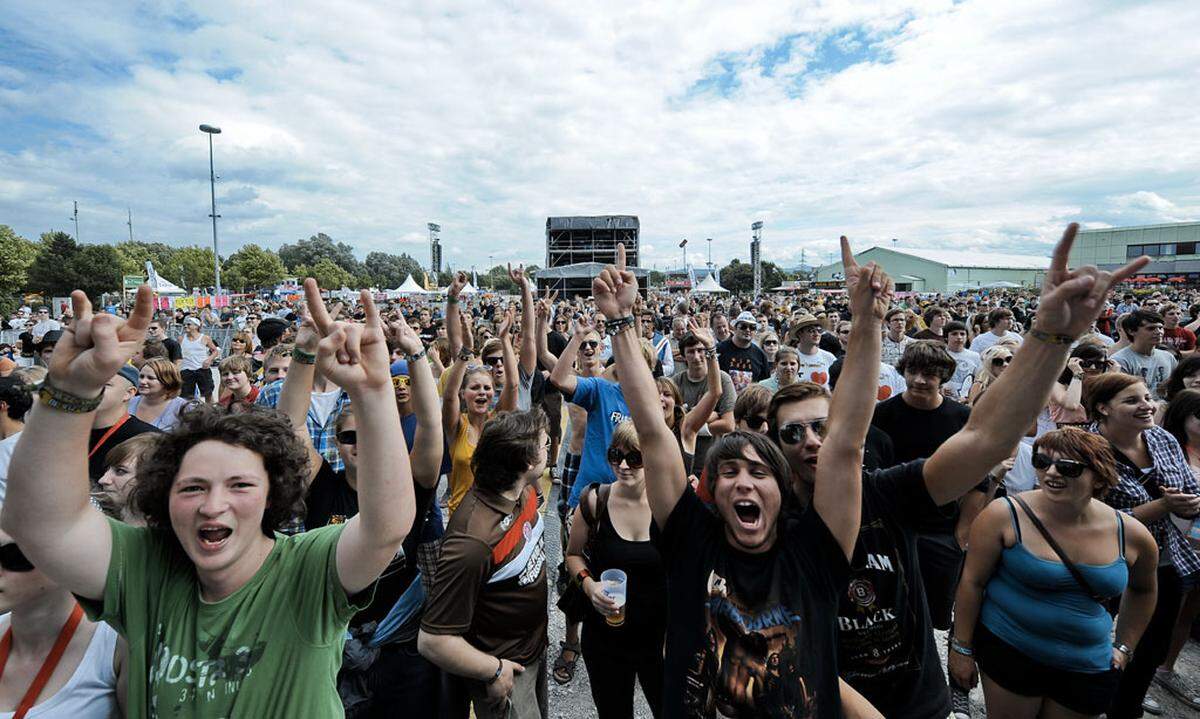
[0,0,1197,274]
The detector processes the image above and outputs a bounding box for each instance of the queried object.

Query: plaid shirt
[256,379,352,472]
[1089,423,1200,583]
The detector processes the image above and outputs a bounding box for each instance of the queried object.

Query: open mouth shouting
[197,523,234,553]
[733,500,763,529]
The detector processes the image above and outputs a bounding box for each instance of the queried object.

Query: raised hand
[507,263,529,290]
[687,318,715,349]
[448,271,467,298]
[294,308,321,354]
[1036,223,1150,338]
[572,315,596,341]
[303,279,391,395]
[51,286,153,396]
[592,243,638,318]
[841,235,893,322]
[460,314,475,353]
[386,315,424,356]
[497,305,516,337]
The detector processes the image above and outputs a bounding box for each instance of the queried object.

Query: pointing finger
[304,279,334,334]
[617,243,627,272]
[360,290,380,330]
[840,236,858,274]
[1049,223,1078,283]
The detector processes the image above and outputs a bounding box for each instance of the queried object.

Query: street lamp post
[199,124,222,296]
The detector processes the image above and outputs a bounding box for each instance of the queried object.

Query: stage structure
[540,215,644,298]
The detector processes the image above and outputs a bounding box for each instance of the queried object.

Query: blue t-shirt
[568,376,631,507]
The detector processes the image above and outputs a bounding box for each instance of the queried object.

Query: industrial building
[813,246,1048,293]
[1069,221,1200,280]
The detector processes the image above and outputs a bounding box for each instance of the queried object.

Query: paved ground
[540,481,1200,718]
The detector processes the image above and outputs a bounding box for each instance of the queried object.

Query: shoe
[1155,668,1200,710]
[1142,695,1164,715]
[949,682,971,718]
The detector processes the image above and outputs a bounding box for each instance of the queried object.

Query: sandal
[552,640,581,685]
[1155,669,1200,710]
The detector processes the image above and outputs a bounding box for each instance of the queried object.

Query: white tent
[692,274,729,293]
[459,282,480,294]
[981,280,1022,289]
[390,274,431,295]
[150,276,187,296]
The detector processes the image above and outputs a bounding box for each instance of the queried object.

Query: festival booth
[388,274,432,298]
[692,274,729,294]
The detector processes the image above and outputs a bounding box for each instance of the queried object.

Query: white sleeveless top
[0,621,118,719]
[179,334,208,370]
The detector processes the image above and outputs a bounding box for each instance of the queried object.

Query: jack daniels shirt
[837,459,950,719]
[657,488,849,719]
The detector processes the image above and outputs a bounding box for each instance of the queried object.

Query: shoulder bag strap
[1011,495,1106,604]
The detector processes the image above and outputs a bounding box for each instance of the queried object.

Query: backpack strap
[1011,495,1107,604]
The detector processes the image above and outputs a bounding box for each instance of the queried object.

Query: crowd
[2,223,1200,718]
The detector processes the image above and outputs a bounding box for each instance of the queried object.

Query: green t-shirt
[80,517,368,718]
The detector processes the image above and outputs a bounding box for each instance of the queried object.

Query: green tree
[717,259,784,294]
[296,258,354,290]
[73,244,123,299]
[223,244,287,291]
[160,247,217,291]
[365,251,423,289]
[649,270,666,286]
[0,225,38,298]
[113,241,178,277]
[27,231,83,299]
[278,233,363,276]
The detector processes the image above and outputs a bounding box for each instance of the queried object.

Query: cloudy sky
[2,0,1198,272]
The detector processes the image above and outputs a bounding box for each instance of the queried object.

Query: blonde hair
[610,420,640,452]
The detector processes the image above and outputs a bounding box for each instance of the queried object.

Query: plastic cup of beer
[601,569,628,627]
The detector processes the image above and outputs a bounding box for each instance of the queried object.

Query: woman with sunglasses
[1086,372,1200,717]
[0,527,126,717]
[966,344,1014,406]
[565,422,667,718]
[1048,343,1110,428]
[759,332,781,365]
[2,281,417,717]
[950,428,1159,719]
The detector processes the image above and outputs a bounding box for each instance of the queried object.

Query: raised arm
[924,224,1150,505]
[496,306,520,412]
[305,280,415,595]
[442,312,473,440]
[2,286,154,600]
[389,316,443,489]
[535,293,560,371]
[510,264,537,376]
[815,236,887,559]
[597,245,685,528]
[548,318,590,398]
[278,312,323,484]
[680,320,721,444]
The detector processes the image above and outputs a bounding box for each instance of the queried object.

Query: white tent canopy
[692,274,729,293]
[459,281,479,294]
[981,280,1022,288]
[390,274,431,295]
[150,276,187,295]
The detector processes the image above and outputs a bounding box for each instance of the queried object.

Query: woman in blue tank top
[949,428,1160,718]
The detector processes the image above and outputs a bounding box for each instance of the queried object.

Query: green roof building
[1069,222,1200,279]
[813,246,1048,293]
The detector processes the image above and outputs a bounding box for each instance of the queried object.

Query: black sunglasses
[0,543,35,572]
[482,356,504,367]
[991,356,1013,366]
[745,414,769,430]
[580,340,600,351]
[606,447,644,469]
[336,430,357,446]
[1080,360,1106,370]
[777,419,828,445]
[1031,452,1089,479]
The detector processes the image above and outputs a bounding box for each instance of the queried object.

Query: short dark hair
[679,332,706,352]
[0,377,33,421]
[884,308,905,322]
[987,308,1013,326]
[471,408,547,493]
[767,381,830,434]
[734,385,772,425]
[945,320,968,335]
[1082,372,1145,423]
[896,340,956,383]
[140,340,168,362]
[1163,389,1200,451]
[1162,356,1200,402]
[133,404,309,537]
[703,430,795,501]
[1121,310,1164,337]
[257,318,291,349]
[1057,342,1107,386]
[922,306,947,325]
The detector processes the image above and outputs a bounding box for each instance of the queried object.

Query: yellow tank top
[447,413,481,515]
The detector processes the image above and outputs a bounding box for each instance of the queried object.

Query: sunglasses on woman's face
[1031,452,1089,478]
[336,430,358,446]
[1080,360,1105,370]
[0,542,35,572]
[991,356,1013,367]
[580,340,600,351]
[606,447,644,469]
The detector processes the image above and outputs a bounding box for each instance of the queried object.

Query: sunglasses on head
[336,430,357,446]
[991,356,1013,366]
[1031,452,1089,478]
[606,447,644,469]
[0,543,35,572]
[777,419,828,445]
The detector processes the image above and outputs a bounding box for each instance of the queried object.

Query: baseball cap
[390,359,409,377]
[115,364,140,388]
[184,316,201,327]
[733,311,758,328]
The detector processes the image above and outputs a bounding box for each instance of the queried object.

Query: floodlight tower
[751,221,764,296]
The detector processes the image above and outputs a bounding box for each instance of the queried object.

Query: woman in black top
[566,421,667,718]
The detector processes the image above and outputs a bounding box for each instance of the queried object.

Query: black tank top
[584,498,668,655]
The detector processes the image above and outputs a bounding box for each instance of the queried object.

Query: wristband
[291,347,317,365]
[447,296,459,305]
[38,378,104,413]
[949,637,974,657]
[604,315,637,337]
[486,657,503,684]
[1114,642,1133,659]
[457,347,474,362]
[1028,328,1076,346]
[703,346,718,359]
[405,347,428,363]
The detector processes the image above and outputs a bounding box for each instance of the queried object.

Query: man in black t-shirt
[144,320,182,364]
[717,311,769,394]
[87,365,159,480]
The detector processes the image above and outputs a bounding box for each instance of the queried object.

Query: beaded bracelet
[406,347,428,363]
[605,315,637,337]
[38,378,104,413]
[291,347,317,365]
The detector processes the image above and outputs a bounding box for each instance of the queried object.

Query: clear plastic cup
[601,569,628,626]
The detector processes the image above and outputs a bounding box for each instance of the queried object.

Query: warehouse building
[813,246,1048,293]
[1069,221,1200,280]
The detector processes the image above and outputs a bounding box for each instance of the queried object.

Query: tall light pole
[71,201,80,242]
[199,124,222,295]
[706,237,713,275]
[751,221,764,297]
[428,222,442,282]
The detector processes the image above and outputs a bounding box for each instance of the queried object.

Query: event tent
[149,276,187,295]
[692,274,729,293]
[390,274,431,295]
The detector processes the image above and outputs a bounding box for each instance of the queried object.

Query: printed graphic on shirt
[685,570,817,718]
[726,363,756,394]
[837,520,918,682]
[148,624,266,712]
[490,488,546,588]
